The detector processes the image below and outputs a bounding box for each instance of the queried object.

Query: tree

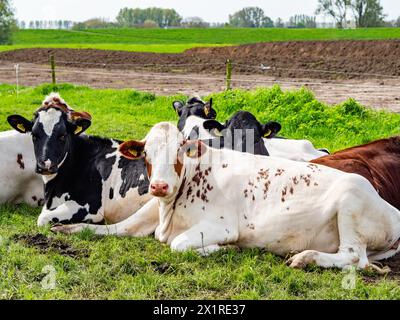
[142,19,158,28]
[116,7,182,28]
[275,18,285,28]
[182,16,209,28]
[315,0,351,28]
[350,0,385,27]
[396,16,400,27]
[288,15,317,28]
[0,0,16,44]
[229,7,274,28]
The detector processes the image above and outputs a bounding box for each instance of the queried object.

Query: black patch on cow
[17,153,25,170]
[188,126,200,140]
[42,135,149,224]
[109,187,114,200]
[119,156,149,197]
[52,217,59,223]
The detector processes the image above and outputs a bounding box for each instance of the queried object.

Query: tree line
[2,0,400,44]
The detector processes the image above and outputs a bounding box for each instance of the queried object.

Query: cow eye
[59,134,67,141]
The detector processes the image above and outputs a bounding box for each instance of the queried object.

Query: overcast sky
[12,0,400,23]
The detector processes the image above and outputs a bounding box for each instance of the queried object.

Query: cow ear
[262,121,282,138]
[69,111,92,135]
[173,101,184,116]
[204,98,215,119]
[7,115,33,133]
[71,118,91,135]
[119,140,145,160]
[181,140,207,159]
[203,120,225,137]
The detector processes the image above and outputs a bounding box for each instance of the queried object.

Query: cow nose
[150,182,169,197]
[36,161,58,175]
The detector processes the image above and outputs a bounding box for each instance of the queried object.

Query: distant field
[0,28,400,53]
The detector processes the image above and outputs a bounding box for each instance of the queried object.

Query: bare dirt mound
[1,40,400,80]
[12,233,89,258]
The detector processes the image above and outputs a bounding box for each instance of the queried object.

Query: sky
[11,0,400,23]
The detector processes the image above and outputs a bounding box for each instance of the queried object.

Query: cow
[173,97,217,140]
[311,136,400,210]
[7,93,158,226]
[192,110,329,160]
[0,130,43,206]
[53,122,400,272]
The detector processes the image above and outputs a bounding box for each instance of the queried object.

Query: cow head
[201,111,282,155]
[173,97,217,132]
[120,122,206,199]
[7,93,91,176]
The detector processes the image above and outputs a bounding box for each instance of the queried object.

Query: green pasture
[0,83,399,299]
[1,27,400,53]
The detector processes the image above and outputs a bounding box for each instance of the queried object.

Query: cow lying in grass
[174,98,329,160]
[53,122,400,271]
[311,137,400,210]
[7,93,158,227]
[0,131,43,206]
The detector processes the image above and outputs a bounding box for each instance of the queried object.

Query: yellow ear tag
[204,107,209,116]
[186,147,197,158]
[213,129,223,137]
[264,129,272,138]
[17,123,26,133]
[74,126,83,134]
[129,149,138,157]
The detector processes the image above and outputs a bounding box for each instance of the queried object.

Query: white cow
[53,122,400,271]
[0,130,43,206]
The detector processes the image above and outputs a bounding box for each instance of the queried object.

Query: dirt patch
[12,233,89,258]
[1,40,400,80]
[362,255,400,283]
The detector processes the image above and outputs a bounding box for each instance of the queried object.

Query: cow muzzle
[150,182,169,197]
[36,161,58,175]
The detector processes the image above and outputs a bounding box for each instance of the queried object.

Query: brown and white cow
[53,122,400,271]
[311,136,400,210]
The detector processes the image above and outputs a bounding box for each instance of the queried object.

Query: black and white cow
[201,111,282,156]
[173,97,217,140]
[7,93,157,226]
[0,130,43,206]
[179,104,329,161]
[53,122,400,272]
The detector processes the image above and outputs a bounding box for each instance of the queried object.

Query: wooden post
[226,59,232,91]
[50,54,56,85]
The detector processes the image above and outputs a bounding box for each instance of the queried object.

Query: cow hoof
[287,250,317,269]
[51,225,71,234]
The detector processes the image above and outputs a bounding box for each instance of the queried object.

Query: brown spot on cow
[222,163,228,168]
[206,184,213,191]
[32,196,38,202]
[252,195,255,201]
[220,216,224,219]
[17,154,25,170]
[248,223,255,230]
[173,177,186,210]
[292,176,299,185]
[275,168,285,176]
[289,186,294,195]
[196,190,200,198]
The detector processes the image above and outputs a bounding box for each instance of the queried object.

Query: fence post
[14,64,19,98]
[226,59,232,91]
[50,54,56,85]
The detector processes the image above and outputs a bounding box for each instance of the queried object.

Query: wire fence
[0,58,400,99]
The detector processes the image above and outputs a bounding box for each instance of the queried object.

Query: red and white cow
[53,122,400,271]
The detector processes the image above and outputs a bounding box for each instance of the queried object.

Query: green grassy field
[1,27,400,53]
[0,82,400,299]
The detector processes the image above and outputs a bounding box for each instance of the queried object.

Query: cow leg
[170,222,238,255]
[287,246,368,270]
[51,198,159,237]
[37,204,94,227]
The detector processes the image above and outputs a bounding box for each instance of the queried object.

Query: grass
[1,27,400,53]
[0,82,399,299]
